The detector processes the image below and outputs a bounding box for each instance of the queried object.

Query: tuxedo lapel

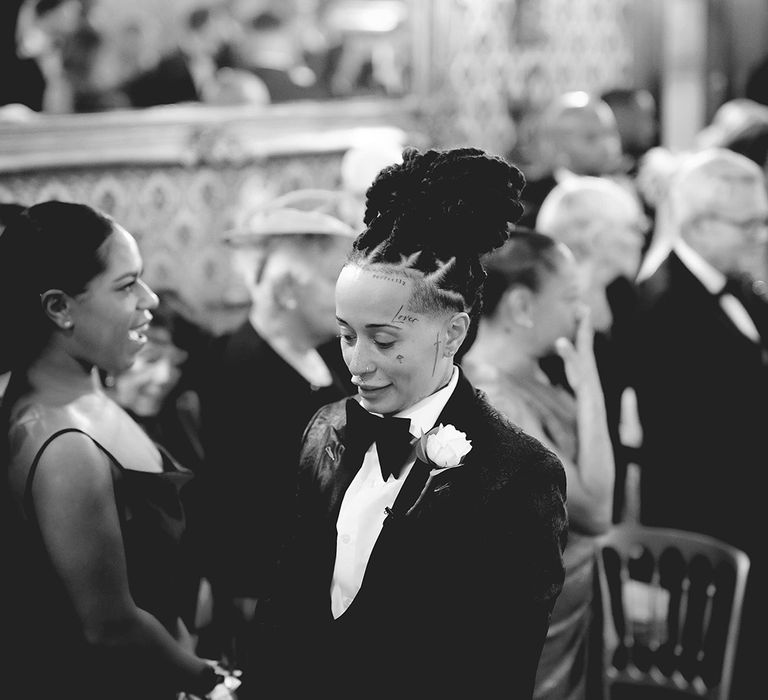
[385,368,480,521]
[670,253,766,353]
[326,425,366,520]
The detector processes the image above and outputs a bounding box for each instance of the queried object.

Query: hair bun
[361,147,525,259]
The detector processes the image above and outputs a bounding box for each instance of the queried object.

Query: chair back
[595,524,750,700]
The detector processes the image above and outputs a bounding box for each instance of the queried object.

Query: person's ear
[444,311,470,357]
[682,217,708,252]
[271,271,299,310]
[504,287,534,329]
[40,289,74,331]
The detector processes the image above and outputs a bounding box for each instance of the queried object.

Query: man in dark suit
[630,147,768,700]
[122,5,232,108]
[195,192,357,666]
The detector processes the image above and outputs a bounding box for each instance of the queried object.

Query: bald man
[536,176,647,522]
[630,148,768,699]
[519,91,625,228]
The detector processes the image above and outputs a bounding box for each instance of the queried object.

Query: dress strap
[23,428,122,520]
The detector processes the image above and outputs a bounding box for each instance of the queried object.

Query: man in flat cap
[195,191,357,668]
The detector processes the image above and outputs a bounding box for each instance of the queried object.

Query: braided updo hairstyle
[348,147,526,347]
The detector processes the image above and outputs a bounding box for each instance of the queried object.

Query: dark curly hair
[348,147,526,339]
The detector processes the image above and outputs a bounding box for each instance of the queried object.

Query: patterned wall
[425,0,635,159]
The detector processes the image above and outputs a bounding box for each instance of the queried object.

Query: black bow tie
[345,398,414,480]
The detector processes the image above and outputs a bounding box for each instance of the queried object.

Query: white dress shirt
[674,240,760,343]
[330,366,459,619]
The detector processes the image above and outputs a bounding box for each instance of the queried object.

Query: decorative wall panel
[426,0,635,157]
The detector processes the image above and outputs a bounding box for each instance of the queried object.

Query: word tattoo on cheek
[372,273,407,287]
[390,304,419,325]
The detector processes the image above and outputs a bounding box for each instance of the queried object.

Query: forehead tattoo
[390,304,419,325]
[371,272,407,287]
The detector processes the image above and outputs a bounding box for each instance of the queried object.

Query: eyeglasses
[700,213,768,238]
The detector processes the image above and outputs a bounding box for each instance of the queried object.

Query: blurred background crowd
[0,0,414,111]
[3,1,768,699]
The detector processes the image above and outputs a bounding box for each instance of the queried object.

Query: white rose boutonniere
[415,423,472,473]
[395,424,472,518]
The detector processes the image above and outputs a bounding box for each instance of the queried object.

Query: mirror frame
[0,96,424,173]
[0,0,435,173]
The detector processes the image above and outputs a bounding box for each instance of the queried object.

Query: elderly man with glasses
[630,147,768,700]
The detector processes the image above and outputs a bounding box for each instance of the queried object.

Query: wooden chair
[595,524,750,700]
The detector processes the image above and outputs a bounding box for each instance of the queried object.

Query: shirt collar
[673,238,726,295]
[391,365,459,439]
[554,167,577,184]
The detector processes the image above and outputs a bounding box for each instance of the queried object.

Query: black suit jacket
[254,369,567,699]
[518,173,558,229]
[631,252,768,553]
[123,50,200,108]
[197,323,355,597]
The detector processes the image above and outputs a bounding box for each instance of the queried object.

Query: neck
[249,305,317,354]
[468,321,539,377]
[26,344,101,399]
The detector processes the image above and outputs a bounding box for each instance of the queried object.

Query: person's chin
[357,384,394,409]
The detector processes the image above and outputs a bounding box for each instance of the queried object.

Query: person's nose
[347,342,376,378]
[137,279,159,310]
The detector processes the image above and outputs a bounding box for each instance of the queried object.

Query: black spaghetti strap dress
[4,427,194,700]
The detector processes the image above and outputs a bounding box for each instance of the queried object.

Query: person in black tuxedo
[248,147,568,699]
[195,192,357,667]
[630,147,768,700]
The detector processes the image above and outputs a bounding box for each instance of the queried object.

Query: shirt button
[341,534,351,544]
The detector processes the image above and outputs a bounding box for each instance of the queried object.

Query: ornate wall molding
[0,97,420,172]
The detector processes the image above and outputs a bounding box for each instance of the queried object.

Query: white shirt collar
[673,238,726,295]
[388,365,459,439]
[554,167,576,184]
